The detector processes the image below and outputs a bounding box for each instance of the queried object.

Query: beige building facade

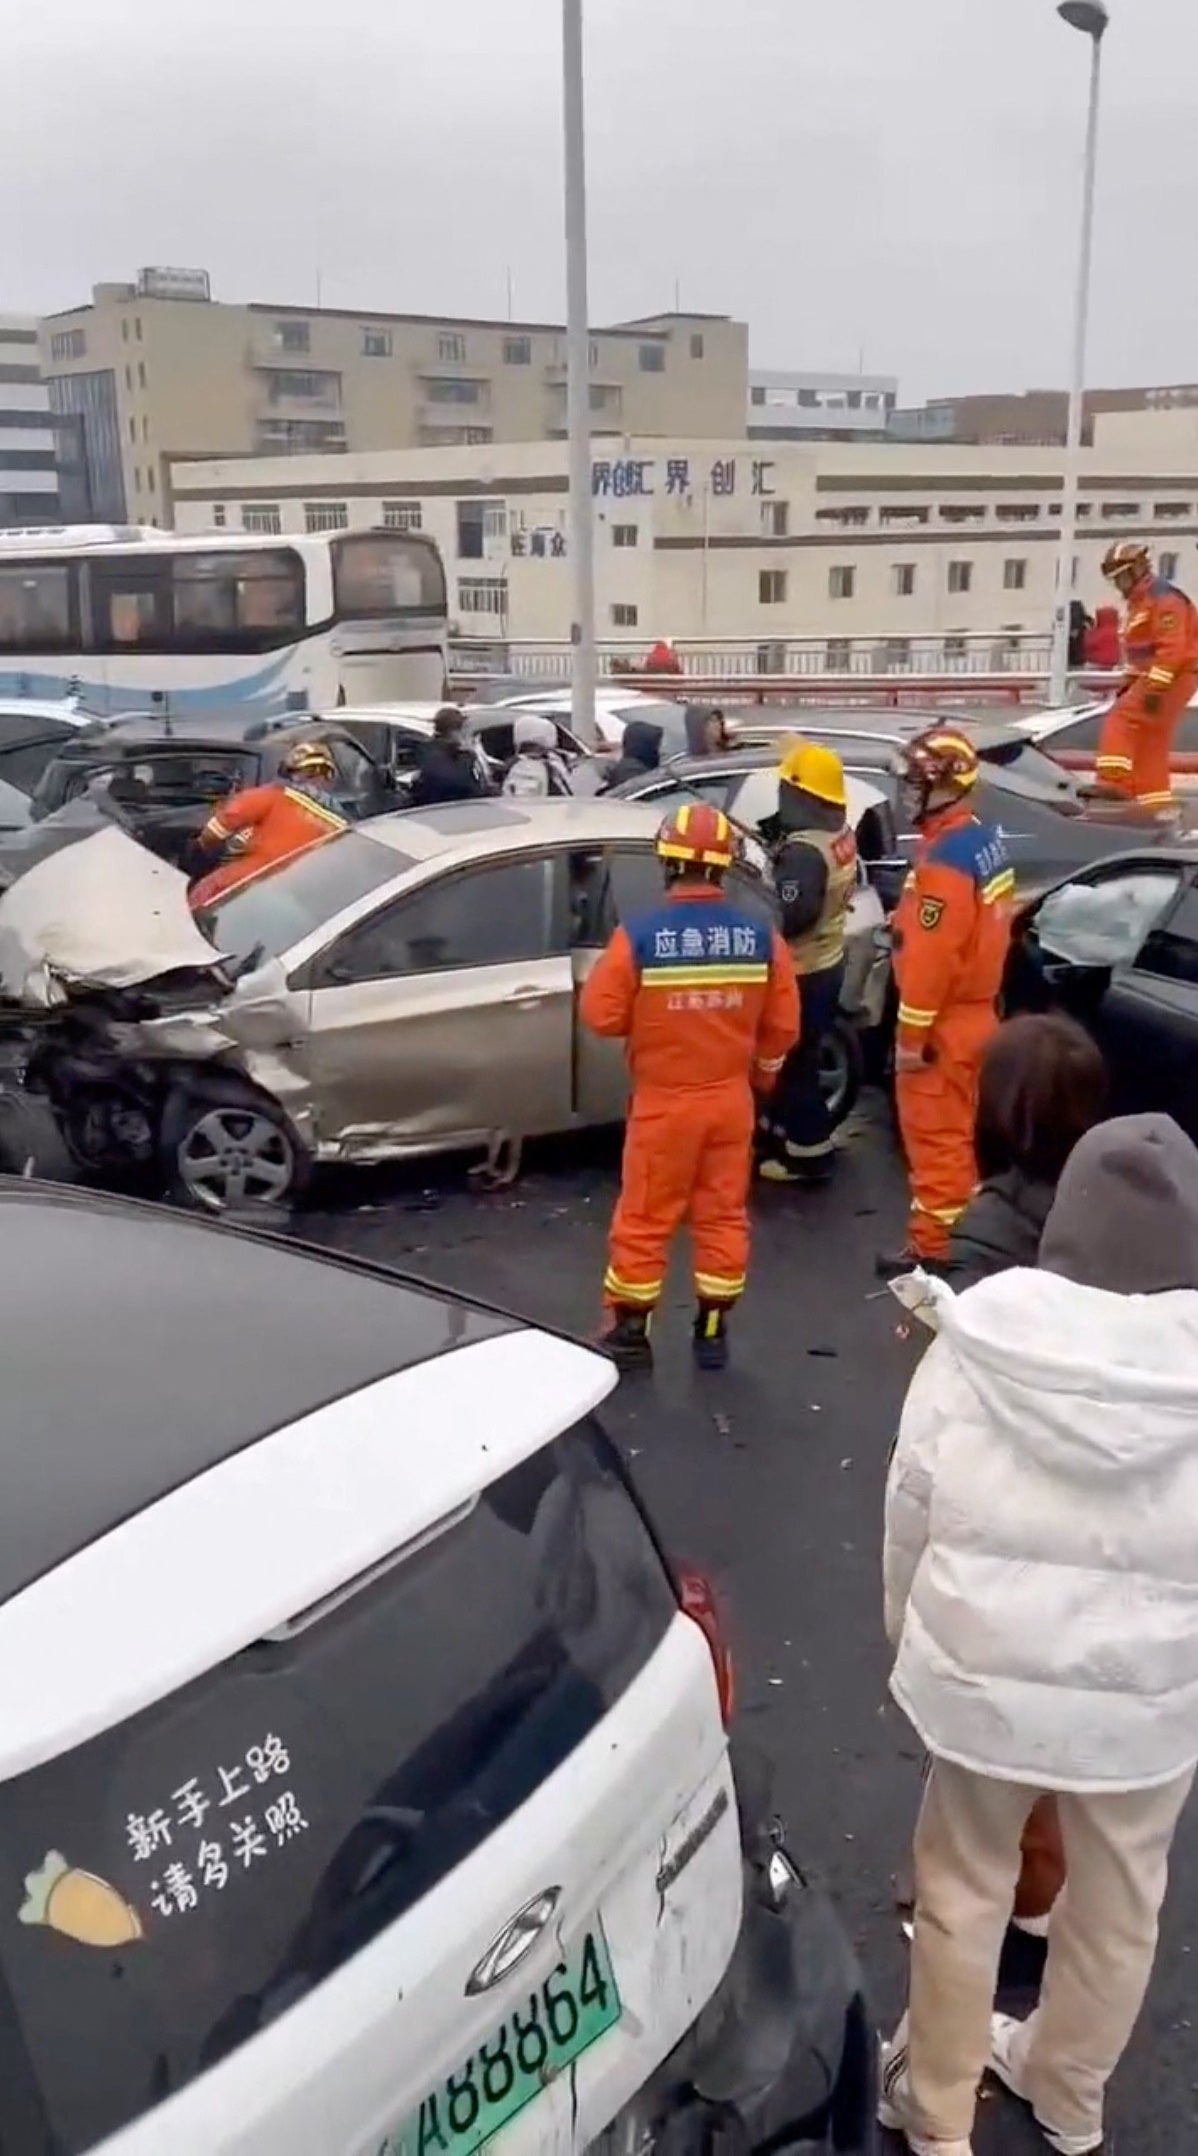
[172,424,1198,655]
[40,271,748,532]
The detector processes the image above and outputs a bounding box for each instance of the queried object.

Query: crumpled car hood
[0,826,227,1006]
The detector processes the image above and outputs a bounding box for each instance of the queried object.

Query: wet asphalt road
[297,1097,1197,2155]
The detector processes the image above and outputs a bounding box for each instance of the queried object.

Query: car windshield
[1034,870,1182,967]
[0,1419,673,2153]
[975,734,1085,807]
[198,831,406,963]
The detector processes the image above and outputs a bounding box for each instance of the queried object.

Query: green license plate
[387,1924,622,2155]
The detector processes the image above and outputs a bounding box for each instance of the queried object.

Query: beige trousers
[902,1755,1195,2145]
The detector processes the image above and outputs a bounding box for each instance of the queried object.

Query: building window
[381,500,423,532]
[882,638,911,667]
[133,467,141,492]
[826,638,851,669]
[759,570,788,605]
[124,365,133,389]
[464,426,492,444]
[242,504,283,534]
[457,576,507,617]
[638,343,665,373]
[128,416,137,444]
[1160,551,1180,581]
[275,320,310,353]
[426,378,480,404]
[121,319,130,343]
[947,560,973,594]
[829,565,856,600]
[945,635,968,661]
[50,327,87,362]
[939,504,985,524]
[1101,501,1141,518]
[264,369,341,404]
[146,465,155,492]
[750,385,766,407]
[212,504,227,528]
[304,501,349,533]
[611,602,639,627]
[816,506,870,527]
[138,361,147,390]
[761,500,789,537]
[438,331,467,363]
[1076,502,1092,518]
[135,317,143,341]
[612,523,638,548]
[142,415,150,441]
[996,504,1040,522]
[1004,558,1028,592]
[1155,501,1191,520]
[892,563,917,597]
[362,327,392,358]
[690,333,704,360]
[880,506,929,526]
[503,335,532,366]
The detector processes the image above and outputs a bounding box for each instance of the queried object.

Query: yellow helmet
[777,738,847,810]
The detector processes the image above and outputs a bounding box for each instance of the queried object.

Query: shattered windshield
[197,833,407,964]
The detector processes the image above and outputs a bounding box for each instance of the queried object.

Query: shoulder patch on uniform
[919,896,946,931]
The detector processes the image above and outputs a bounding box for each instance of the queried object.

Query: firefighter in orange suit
[581,803,799,1372]
[1096,540,1198,811]
[879,728,1015,1276]
[189,740,348,909]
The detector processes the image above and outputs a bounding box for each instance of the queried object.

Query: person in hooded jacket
[1082,605,1121,671]
[879,1113,1198,2156]
[947,1012,1107,1289]
[408,706,490,809]
[502,714,573,799]
[601,716,663,790]
[683,704,731,757]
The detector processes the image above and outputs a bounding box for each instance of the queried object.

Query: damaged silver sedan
[0,801,889,1210]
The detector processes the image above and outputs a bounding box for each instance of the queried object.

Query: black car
[19,714,406,875]
[1003,845,1198,1143]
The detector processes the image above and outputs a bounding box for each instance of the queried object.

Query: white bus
[0,525,448,721]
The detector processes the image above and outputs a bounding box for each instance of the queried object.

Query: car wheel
[818,1017,864,1130]
[160,1083,306,1213]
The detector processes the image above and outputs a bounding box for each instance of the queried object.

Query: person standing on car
[580,804,798,1374]
[880,728,1015,1275]
[1096,541,1198,810]
[189,739,347,908]
[684,704,732,757]
[756,741,858,1184]
[880,1113,1198,2156]
[408,706,490,808]
[502,714,573,799]
[601,717,664,791]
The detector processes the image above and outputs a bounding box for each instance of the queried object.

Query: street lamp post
[1049,0,1110,707]
[561,0,596,743]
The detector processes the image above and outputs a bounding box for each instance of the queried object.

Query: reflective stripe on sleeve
[603,1270,662,1306]
[896,1003,936,1029]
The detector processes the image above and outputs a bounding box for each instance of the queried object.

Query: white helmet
[513,714,558,754]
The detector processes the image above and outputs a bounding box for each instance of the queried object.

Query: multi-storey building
[171,414,1198,656]
[0,315,60,528]
[40,271,749,529]
[748,369,897,441]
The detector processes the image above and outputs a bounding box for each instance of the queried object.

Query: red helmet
[655,801,735,871]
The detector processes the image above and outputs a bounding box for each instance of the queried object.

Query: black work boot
[598,1308,654,1372]
[692,1302,731,1372]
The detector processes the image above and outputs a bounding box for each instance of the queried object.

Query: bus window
[171,550,304,651]
[332,533,447,619]
[0,564,75,651]
[91,562,171,651]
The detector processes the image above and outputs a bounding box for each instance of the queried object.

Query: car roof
[359,795,667,863]
[0,1182,517,1613]
[44,715,341,758]
[0,697,90,727]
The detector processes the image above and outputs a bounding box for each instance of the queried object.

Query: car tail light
[677,1566,735,1726]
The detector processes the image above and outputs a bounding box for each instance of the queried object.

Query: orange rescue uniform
[893,806,1015,1260]
[1097,572,1198,808]
[581,883,799,1313]
[190,781,348,909]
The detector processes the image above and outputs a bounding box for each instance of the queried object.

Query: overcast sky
[9,0,1195,400]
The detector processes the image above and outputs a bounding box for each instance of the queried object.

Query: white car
[483,689,692,760]
[1014,694,1198,788]
[0,1185,874,2151]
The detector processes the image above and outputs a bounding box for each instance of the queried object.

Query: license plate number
[388,1925,621,2154]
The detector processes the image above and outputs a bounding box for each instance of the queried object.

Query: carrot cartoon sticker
[18,1852,143,1949]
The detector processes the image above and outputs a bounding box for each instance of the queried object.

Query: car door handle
[505,984,547,1007]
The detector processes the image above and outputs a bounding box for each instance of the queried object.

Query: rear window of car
[59,751,253,811]
[0,1419,675,2152]
[198,829,407,963]
[976,736,1084,805]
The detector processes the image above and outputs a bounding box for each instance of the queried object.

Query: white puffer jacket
[884,1266,1198,1792]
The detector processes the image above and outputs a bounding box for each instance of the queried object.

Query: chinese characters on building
[124,1732,309,1920]
[593,457,774,499]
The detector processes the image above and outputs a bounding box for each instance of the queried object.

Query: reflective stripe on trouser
[895,1007,997,1259]
[1096,673,1194,804]
[604,1082,755,1309]
[764,960,844,1162]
